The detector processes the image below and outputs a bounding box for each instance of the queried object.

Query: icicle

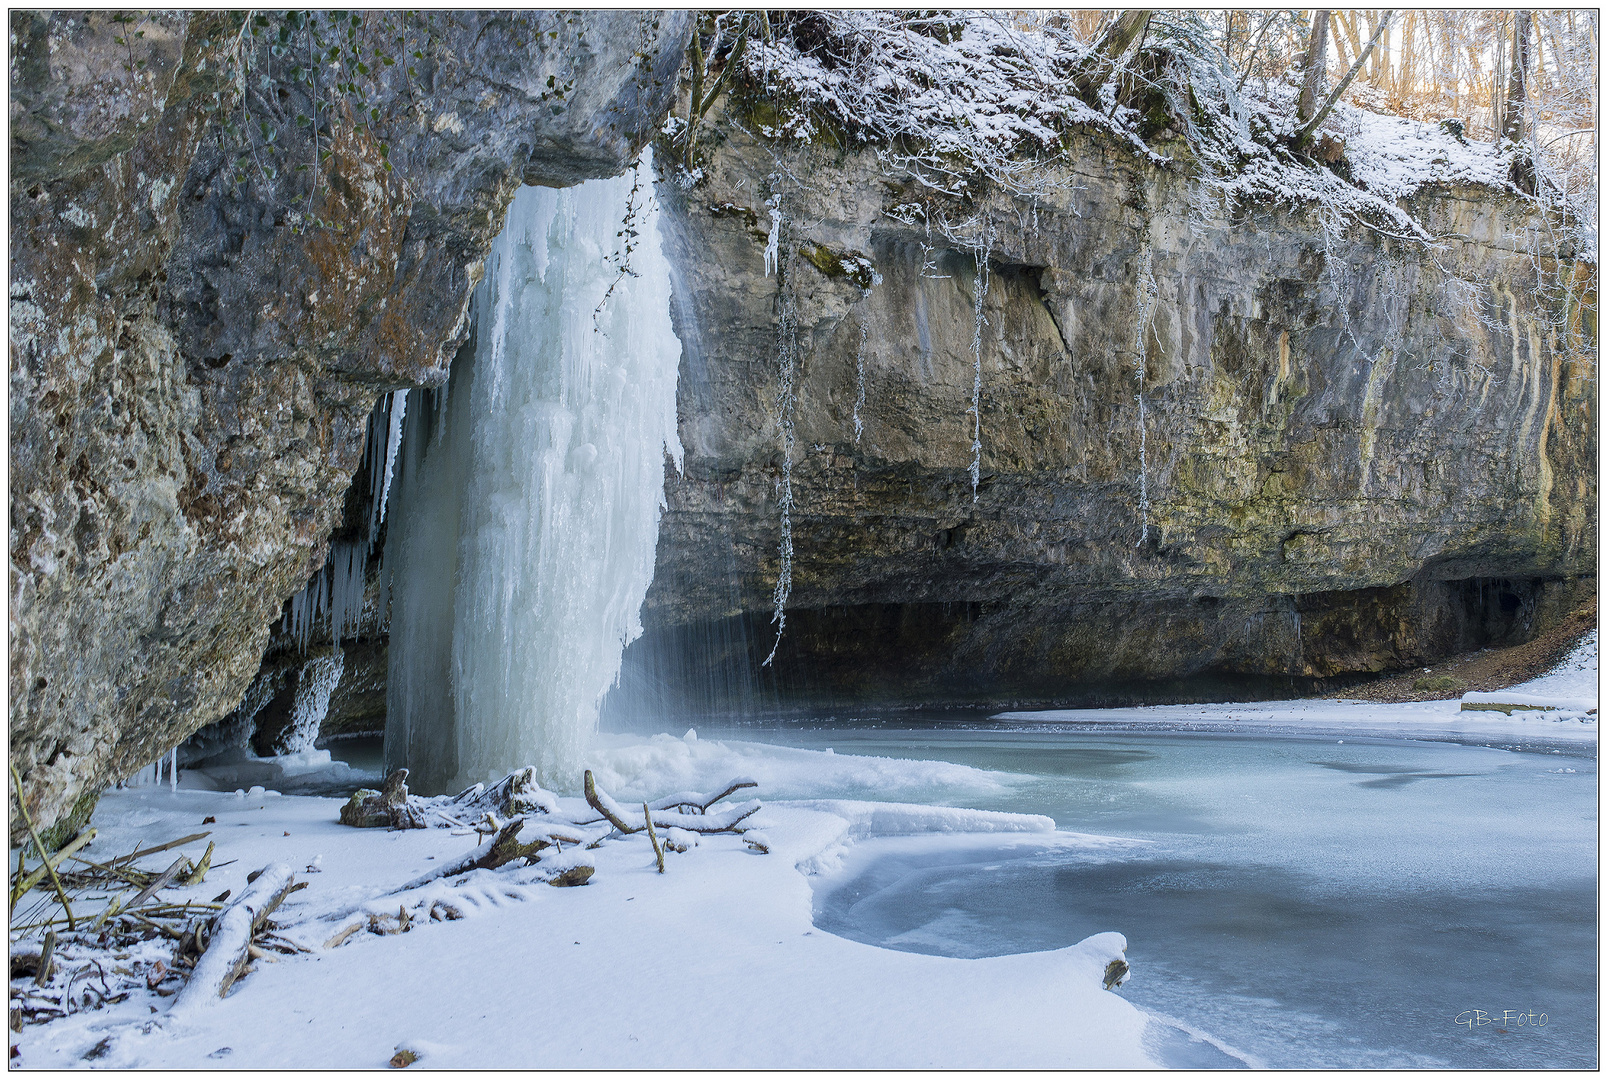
[378,389,408,526]
[325,540,366,644]
[968,229,993,503]
[852,318,868,444]
[1133,238,1158,546]
[762,189,797,668]
[169,747,177,792]
[763,191,783,277]
[385,149,684,793]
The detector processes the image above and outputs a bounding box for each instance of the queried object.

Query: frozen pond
[712,723,1596,1069]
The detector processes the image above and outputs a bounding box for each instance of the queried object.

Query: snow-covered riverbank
[995,631,1599,748]
[10,743,1150,1070]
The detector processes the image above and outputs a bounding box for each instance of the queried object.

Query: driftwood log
[168,864,297,1015]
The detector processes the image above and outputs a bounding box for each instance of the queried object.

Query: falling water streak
[1133,239,1158,546]
[852,318,868,444]
[969,232,993,503]
[763,189,798,668]
[384,153,684,792]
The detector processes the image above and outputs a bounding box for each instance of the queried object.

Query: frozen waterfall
[383,159,684,794]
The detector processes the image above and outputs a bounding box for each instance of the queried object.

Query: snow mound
[585,730,1019,803]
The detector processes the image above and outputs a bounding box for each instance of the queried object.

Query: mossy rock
[1411,674,1465,693]
[37,786,98,852]
[802,242,877,289]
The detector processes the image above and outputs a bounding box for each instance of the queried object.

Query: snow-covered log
[394,818,587,892]
[168,864,296,1016]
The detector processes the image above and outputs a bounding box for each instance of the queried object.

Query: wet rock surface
[10,11,691,838]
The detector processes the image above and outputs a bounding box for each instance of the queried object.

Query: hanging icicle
[1133,238,1158,546]
[969,228,994,503]
[282,387,414,652]
[763,184,797,668]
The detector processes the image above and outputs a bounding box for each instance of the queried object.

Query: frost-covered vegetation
[677,9,1595,258]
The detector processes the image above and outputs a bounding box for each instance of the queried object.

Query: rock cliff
[10,10,691,839]
[12,16,1597,837]
[617,98,1596,716]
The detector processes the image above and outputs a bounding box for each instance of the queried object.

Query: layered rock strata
[619,102,1596,715]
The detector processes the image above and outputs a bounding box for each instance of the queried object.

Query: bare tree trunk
[1503,10,1532,144]
[1073,10,1152,98]
[1296,11,1332,123]
[1294,11,1395,150]
[1367,11,1389,87]
[1491,15,1507,142]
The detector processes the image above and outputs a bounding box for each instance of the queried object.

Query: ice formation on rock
[384,156,684,793]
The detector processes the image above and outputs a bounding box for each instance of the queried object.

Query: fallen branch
[643,804,665,874]
[393,818,566,893]
[647,778,758,813]
[11,828,97,905]
[583,771,638,833]
[108,832,211,869]
[323,922,365,949]
[123,856,188,912]
[35,930,56,986]
[168,864,296,1014]
[584,772,762,835]
[182,842,215,886]
[10,763,76,929]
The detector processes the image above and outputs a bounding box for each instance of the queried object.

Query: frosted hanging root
[852,318,869,444]
[763,219,799,668]
[1132,239,1158,545]
[968,232,993,503]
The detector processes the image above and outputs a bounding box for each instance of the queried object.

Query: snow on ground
[995,634,1599,746]
[15,637,1595,1068]
[11,743,1149,1070]
[1495,629,1598,702]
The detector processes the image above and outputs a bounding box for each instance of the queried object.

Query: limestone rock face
[10,10,691,838]
[621,108,1596,714]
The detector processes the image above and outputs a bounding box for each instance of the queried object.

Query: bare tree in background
[1296,9,1331,123]
[1502,9,1532,145]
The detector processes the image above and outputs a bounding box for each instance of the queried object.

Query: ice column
[384,159,684,793]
